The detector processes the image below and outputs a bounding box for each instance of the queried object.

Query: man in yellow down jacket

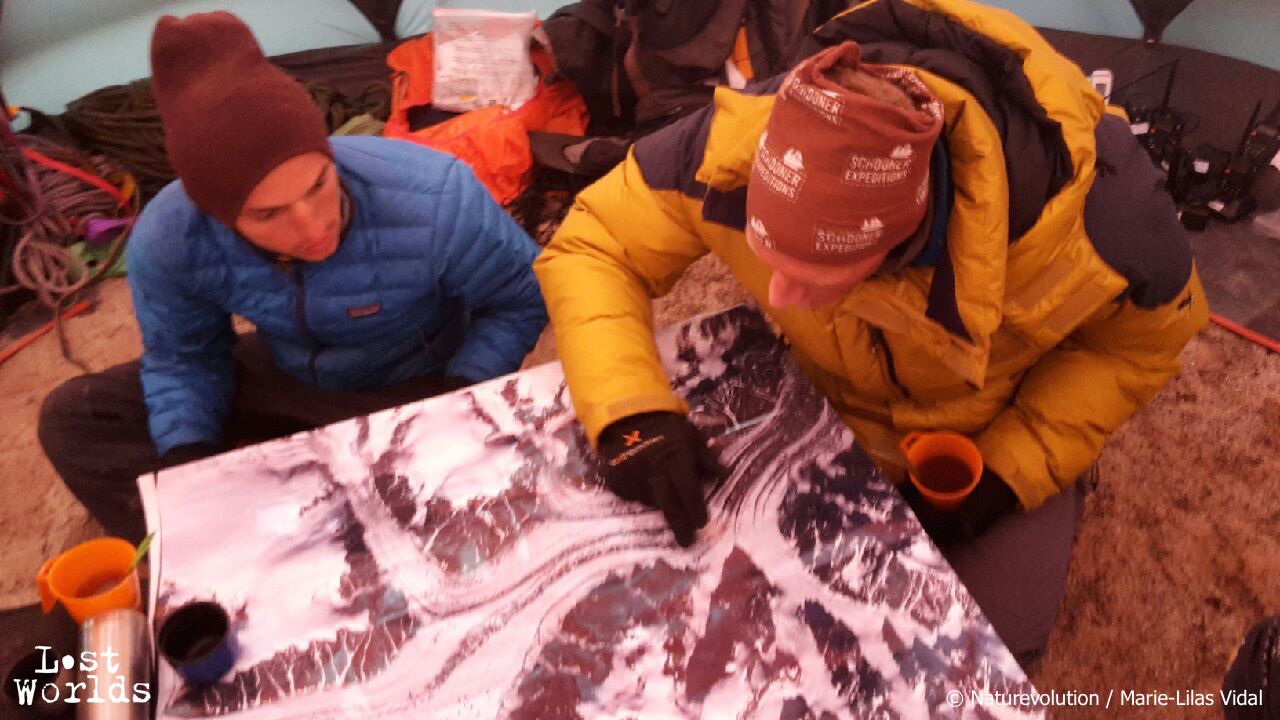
[534,0,1207,662]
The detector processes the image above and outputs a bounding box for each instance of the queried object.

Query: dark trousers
[943,481,1085,667]
[37,334,456,544]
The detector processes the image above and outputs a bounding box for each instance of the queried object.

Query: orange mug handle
[36,556,58,614]
[899,430,924,456]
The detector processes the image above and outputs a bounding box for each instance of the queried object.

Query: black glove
[597,411,723,547]
[159,442,223,469]
[1222,616,1280,720]
[900,468,1019,550]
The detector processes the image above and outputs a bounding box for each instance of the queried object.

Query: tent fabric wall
[0,0,382,113]
[985,0,1280,72]
[0,0,568,113]
[2,0,1276,112]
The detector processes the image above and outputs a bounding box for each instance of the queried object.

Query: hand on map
[597,411,724,547]
[900,469,1019,549]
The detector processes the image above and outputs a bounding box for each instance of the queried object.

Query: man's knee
[37,364,146,472]
[37,375,96,461]
[946,483,1082,665]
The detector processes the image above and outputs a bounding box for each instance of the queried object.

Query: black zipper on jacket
[291,263,321,385]
[871,327,912,401]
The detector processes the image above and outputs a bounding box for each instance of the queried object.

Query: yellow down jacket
[534,0,1208,510]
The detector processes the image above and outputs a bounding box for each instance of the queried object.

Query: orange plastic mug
[36,537,141,624]
[899,431,984,511]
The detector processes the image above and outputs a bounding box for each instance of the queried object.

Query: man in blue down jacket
[37,12,548,542]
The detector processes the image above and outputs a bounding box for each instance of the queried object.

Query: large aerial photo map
[142,306,1042,719]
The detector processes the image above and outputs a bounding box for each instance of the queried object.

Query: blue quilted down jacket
[126,136,548,454]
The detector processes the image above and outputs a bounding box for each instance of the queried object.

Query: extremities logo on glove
[596,411,722,547]
[608,430,666,466]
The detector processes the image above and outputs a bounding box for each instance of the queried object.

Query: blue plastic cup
[157,602,237,686]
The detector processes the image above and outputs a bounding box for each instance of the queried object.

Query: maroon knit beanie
[746,41,943,267]
[150,12,332,227]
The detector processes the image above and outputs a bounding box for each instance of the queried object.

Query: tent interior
[2,0,1278,716]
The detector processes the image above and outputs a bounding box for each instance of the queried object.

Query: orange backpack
[384,32,589,205]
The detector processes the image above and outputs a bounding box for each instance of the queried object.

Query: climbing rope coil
[0,70,387,364]
[60,80,174,202]
[1,72,386,316]
[1,119,137,310]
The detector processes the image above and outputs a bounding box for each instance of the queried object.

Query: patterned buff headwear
[746,41,944,267]
[150,12,332,228]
